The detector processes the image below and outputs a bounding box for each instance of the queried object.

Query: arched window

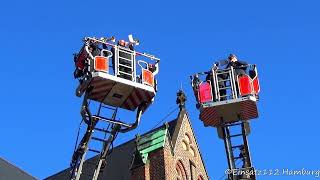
[182,140,188,151]
[189,146,196,157]
[185,133,191,144]
[176,160,187,180]
[181,133,196,157]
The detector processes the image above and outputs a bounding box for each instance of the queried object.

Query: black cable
[73,119,84,153]
[151,106,179,129]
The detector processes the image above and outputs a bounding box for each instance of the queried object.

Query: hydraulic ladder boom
[190,62,261,180]
[70,89,145,180]
[218,122,255,180]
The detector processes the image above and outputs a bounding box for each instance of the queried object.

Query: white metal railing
[191,64,258,103]
[79,37,159,89]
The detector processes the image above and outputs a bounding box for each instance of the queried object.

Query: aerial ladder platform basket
[191,63,260,180]
[192,65,260,127]
[75,37,159,112]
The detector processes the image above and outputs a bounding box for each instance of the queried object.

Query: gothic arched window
[176,160,187,180]
[198,175,204,180]
[182,133,196,157]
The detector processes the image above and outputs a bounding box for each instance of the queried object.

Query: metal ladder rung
[217,72,230,75]
[218,79,230,82]
[234,156,243,160]
[229,134,243,138]
[219,86,232,90]
[232,145,243,149]
[226,123,242,127]
[220,94,232,98]
[101,105,117,111]
[89,148,101,154]
[94,127,110,133]
[119,64,133,69]
[91,137,108,143]
[118,71,133,77]
[92,115,131,128]
[119,57,133,62]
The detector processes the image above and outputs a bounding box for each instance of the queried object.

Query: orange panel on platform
[94,56,109,72]
[142,69,154,87]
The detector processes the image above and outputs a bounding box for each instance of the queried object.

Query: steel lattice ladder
[213,66,238,101]
[116,47,135,81]
[70,99,121,180]
[70,87,145,180]
[218,122,256,180]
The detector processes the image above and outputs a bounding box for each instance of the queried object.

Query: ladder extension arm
[119,104,144,133]
[91,104,145,179]
[91,124,120,180]
[92,103,145,133]
[80,89,93,125]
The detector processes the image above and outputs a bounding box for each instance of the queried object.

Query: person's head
[118,40,126,47]
[228,54,238,62]
[88,46,94,52]
[148,64,156,72]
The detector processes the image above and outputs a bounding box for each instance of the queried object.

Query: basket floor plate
[200,96,258,127]
[76,72,155,111]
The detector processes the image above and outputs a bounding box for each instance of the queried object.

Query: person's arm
[237,60,248,66]
[214,59,229,67]
[102,43,107,49]
[152,60,159,76]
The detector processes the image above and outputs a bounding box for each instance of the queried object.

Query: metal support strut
[69,88,145,180]
[219,121,256,180]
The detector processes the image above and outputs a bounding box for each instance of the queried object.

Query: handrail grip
[84,45,94,59]
[137,60,148,70]
[100,49,113,58]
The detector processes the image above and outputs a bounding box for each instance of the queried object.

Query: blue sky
[0,0,320,179]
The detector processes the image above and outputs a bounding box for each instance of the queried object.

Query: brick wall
[170,115,209,180]
[131,164,149,180]
[163,137,175,180]
[149,149,166,180]
[131,113,209,180]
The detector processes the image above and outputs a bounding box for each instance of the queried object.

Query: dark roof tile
[0,157,37,180]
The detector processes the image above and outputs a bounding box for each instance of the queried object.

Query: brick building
[47,93,209,180]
